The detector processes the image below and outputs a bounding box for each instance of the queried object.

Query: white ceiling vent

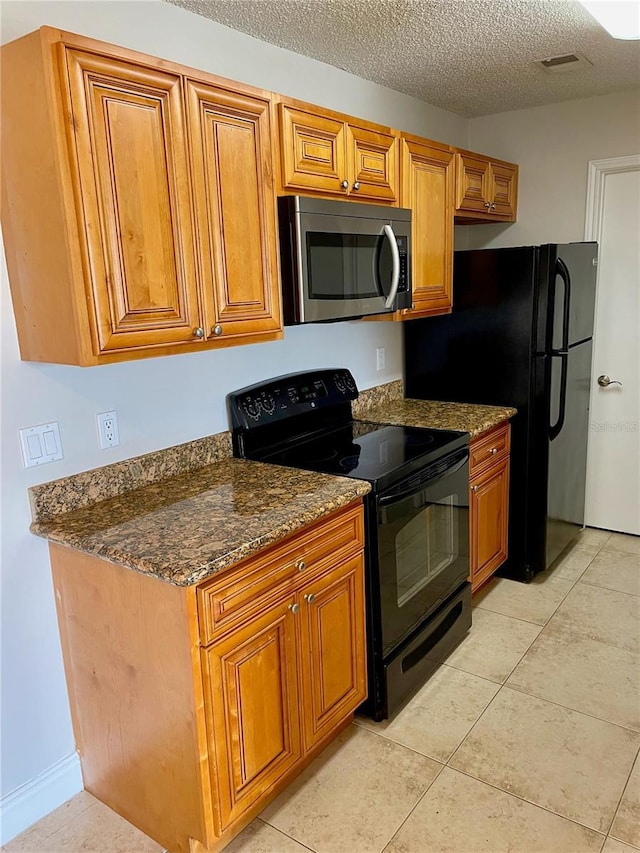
[534,52,593,73]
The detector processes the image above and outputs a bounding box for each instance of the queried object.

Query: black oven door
[375,449,470,656]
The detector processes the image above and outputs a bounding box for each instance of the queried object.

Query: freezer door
[548,243,598,351]
[546,340,594,567]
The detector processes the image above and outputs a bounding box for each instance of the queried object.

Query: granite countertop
[356,397,516,437]
[31,457,370,587]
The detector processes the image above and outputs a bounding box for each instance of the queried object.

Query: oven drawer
[197,502,364,644]
[469,423,510,476]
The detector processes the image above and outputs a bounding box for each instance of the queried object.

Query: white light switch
[19,422,63,468]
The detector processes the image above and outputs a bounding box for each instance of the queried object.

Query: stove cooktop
[259,420,468,488]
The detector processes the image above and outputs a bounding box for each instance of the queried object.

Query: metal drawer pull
[341,180,349,190]
[295,560,306,572]
[471,485,479,492]
[304,593,316,604]
[490,447,498,454]
[288,602,299,614]
[193,327,205,338]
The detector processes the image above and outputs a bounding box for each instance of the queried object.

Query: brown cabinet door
[186,80,282,344]
[64,50,200,354]
[470,455,510,591]
[455,152,491,214]
[279,104,348,196]
[299,555,367,751]
[401,139,454,317]
[347,125,398,202]
[202,597,302,831]
[490,162,518,219]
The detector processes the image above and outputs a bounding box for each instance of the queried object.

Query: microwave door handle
[383,224,400,308]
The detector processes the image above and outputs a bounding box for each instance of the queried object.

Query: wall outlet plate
[96,410,120,449]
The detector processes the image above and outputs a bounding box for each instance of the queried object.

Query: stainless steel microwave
[278,196,412,324]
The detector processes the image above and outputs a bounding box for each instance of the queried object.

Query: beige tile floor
[5,529,639,853]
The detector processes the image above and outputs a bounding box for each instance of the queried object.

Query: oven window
[306,232,391,299]
[396,496,457,607]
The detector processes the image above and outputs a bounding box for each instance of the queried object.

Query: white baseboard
[0,752,83,845]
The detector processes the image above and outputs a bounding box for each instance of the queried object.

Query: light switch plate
[19,422,63,468]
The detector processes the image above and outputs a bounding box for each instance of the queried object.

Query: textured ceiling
[166,0,640,116]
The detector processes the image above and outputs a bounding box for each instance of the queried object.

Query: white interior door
[585,156,640,535]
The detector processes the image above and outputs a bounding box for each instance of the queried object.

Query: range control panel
[228,369,358,430]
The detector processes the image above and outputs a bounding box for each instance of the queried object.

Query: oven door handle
[378,454,468,507]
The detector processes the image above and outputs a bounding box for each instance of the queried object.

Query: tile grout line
[604,742,640,841]
[377,760,447,853]
[439,764,610,840]
[501,680,640,734]
[256,816,319,852]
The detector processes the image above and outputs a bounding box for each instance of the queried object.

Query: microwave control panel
[228,369,358,430]
[396,236,409,294]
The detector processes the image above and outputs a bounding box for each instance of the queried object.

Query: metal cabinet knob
[597,374,623,387]
[304,593,316,604]
[288,602,299,614]
[193,327,205,339]
[490,447,498,454]
[490,203,497,210]
[353,181,360,191]
[341,180,349,190]
[484,201,491,208]
[211,325,223,337]
[296,560,306,572]
[471,484,479,492]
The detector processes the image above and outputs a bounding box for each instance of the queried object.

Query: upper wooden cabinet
[454,150,518,223]
[278,99,399,203]
[0,28,282,365]
[399,135,455,318]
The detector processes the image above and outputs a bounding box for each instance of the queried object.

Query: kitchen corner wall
[0,0,468,840]
[465,88,640,249]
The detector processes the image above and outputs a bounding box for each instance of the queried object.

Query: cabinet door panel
[490,163,518,219]
[64,50,199,353]
[348,125,398,202]
[401,140,453,317]
[202,599,301,830]
[470,456,510,591]
[279,105,347,195]
[300,555,367,750]
[456,153,491,214]
[187,82,282,342]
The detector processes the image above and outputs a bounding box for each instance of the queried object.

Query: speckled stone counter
[30,458,370,587]
[356,396,516,437]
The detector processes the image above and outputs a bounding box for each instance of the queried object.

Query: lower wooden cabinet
[49,500,366,853]
[469,424,511,592]
[202,596,303,831]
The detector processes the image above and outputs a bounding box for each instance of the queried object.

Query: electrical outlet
[376,346,386,371]
[96,410,120,449]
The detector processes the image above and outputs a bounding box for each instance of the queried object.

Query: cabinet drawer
[197,502,364,644]
[469,423,510,476]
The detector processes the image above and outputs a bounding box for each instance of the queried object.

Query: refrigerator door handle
[552,258,572,353]
[549,352,569,441]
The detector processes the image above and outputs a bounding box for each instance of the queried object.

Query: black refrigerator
[404,243,598,581]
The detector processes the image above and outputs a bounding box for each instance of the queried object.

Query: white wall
[0,0,468,840]
[465,89,640,249]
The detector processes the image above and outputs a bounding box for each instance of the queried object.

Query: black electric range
[228,369,472,719]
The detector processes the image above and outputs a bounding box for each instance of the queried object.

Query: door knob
[288,602,299,614]
[340,180,349,190]
[304,593,316,604]
[597,374,622,387]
